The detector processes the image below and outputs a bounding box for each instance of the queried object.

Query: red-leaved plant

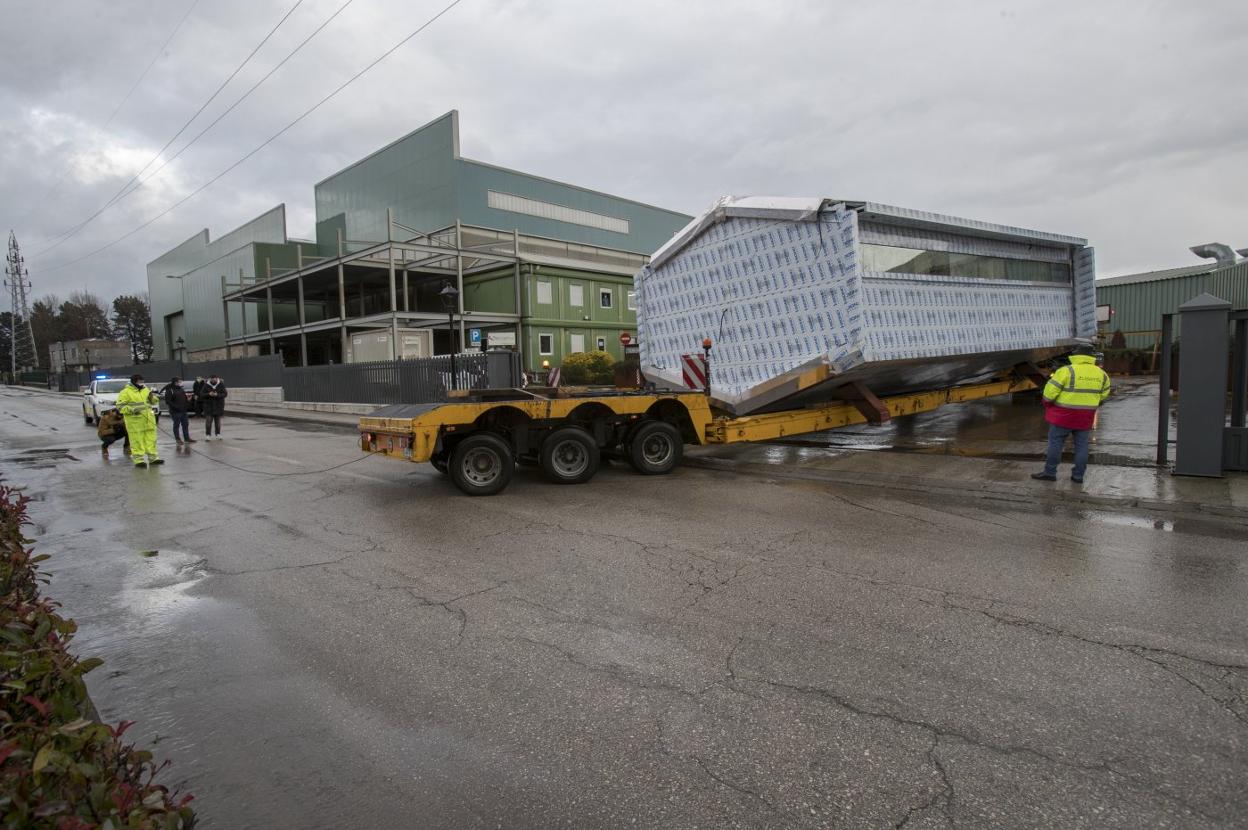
[0,485,196,828]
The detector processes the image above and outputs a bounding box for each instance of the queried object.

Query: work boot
[176,440,184,446]
[1030,472,1057,481]
[186,438,197,443]
[150,458,165,466]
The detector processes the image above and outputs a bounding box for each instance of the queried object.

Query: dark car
[158,381,196,417]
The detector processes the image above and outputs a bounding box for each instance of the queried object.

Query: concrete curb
[681,456,1248,522]
[227,407,359,431]
[4,387,362,432]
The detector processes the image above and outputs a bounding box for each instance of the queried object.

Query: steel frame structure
[222,211,524,366]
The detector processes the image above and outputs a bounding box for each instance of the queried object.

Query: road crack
[939,597,1248,727]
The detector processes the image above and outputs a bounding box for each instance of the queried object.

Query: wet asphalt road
[2,386,1246,829]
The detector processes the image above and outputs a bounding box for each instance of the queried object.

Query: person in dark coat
[191,376,205,416]
[201,373,228,438]
[161,377,194,445]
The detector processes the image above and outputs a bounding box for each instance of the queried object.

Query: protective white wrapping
[636,197,1094,414]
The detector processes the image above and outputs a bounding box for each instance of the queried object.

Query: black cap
[1072,343,1096,356]
[130,374,143,383]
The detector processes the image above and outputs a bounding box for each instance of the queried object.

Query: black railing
[48,351,521,404]
[282,352,520,404]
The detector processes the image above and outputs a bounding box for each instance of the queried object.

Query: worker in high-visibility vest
[1032,344,1111,484]
[116,374,164,468]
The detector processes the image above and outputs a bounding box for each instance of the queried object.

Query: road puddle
[1080,511,1174,532]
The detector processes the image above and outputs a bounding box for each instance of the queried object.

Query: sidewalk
[227,403,360,430]
[13,385,364,431]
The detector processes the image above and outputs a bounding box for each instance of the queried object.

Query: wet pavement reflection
[3,385,1247,829]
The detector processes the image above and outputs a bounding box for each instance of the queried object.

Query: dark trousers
[1044,424,1091,479]
[205,414,221,435]
[102,432,129,450]
[171,411,190,441]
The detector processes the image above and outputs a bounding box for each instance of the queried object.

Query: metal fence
[46,350,520,405]
[52,355,283,392]
[281,351,520,405]
[177,355,284,387]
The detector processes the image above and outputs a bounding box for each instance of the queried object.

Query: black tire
[449,433,514,496]
[84,408,93,426]
[627,420,683,475]
[539,426,600,485]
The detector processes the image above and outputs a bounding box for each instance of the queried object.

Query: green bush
[0,485,196,829]
[561,352,615,385]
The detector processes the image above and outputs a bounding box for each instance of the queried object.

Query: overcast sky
[2,0,1246,302]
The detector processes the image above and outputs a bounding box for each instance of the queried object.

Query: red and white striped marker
[681,353,707,391]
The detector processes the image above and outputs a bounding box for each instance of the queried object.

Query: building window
[596,337,606,351]
[488,190,630,234]
[599,288,613,309]
[860,244,1072,283]
[570,333,585,353]
[626,290,636,311]
[536,280,552,304]
[539,333,553,355]
[569,284,584,307]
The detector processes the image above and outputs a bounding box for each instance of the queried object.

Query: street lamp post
[439,282,460,392]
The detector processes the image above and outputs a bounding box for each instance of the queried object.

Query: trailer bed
[358,374,1041,495]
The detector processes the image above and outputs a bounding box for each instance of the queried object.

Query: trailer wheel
[627,420,683,475]
[449,433,514,496]
[540,427,600,485]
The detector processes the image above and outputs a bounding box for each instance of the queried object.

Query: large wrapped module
[636,197,1096,414]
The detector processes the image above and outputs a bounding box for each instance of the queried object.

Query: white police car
[82,377,160,425]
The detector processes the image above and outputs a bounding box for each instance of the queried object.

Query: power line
[38,0,467,275]
[34,0,317,257]
[19,0,201,225]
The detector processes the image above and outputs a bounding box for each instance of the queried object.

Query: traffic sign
[468,328,482,345]
[619,332,632,346]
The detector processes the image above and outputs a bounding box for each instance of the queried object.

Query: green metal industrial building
[1096,253,1248,347]
[147,111,691,372]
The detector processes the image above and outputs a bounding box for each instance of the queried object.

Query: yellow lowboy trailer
[358,374,1041,496]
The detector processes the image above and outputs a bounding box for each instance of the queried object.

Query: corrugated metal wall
[1096,261,1248,347]
[1208,260,1248,308]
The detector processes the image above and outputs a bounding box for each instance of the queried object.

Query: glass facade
[861,243,1071,284]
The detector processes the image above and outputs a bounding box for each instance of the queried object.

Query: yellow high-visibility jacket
[116,384,158,427]
[1042,354,1110,429]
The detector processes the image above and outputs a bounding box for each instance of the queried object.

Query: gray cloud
[2,0,1246,302]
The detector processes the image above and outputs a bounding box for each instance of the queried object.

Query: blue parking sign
[469,328,482,345]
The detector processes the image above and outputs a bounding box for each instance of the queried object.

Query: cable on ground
[152,417,374,477]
